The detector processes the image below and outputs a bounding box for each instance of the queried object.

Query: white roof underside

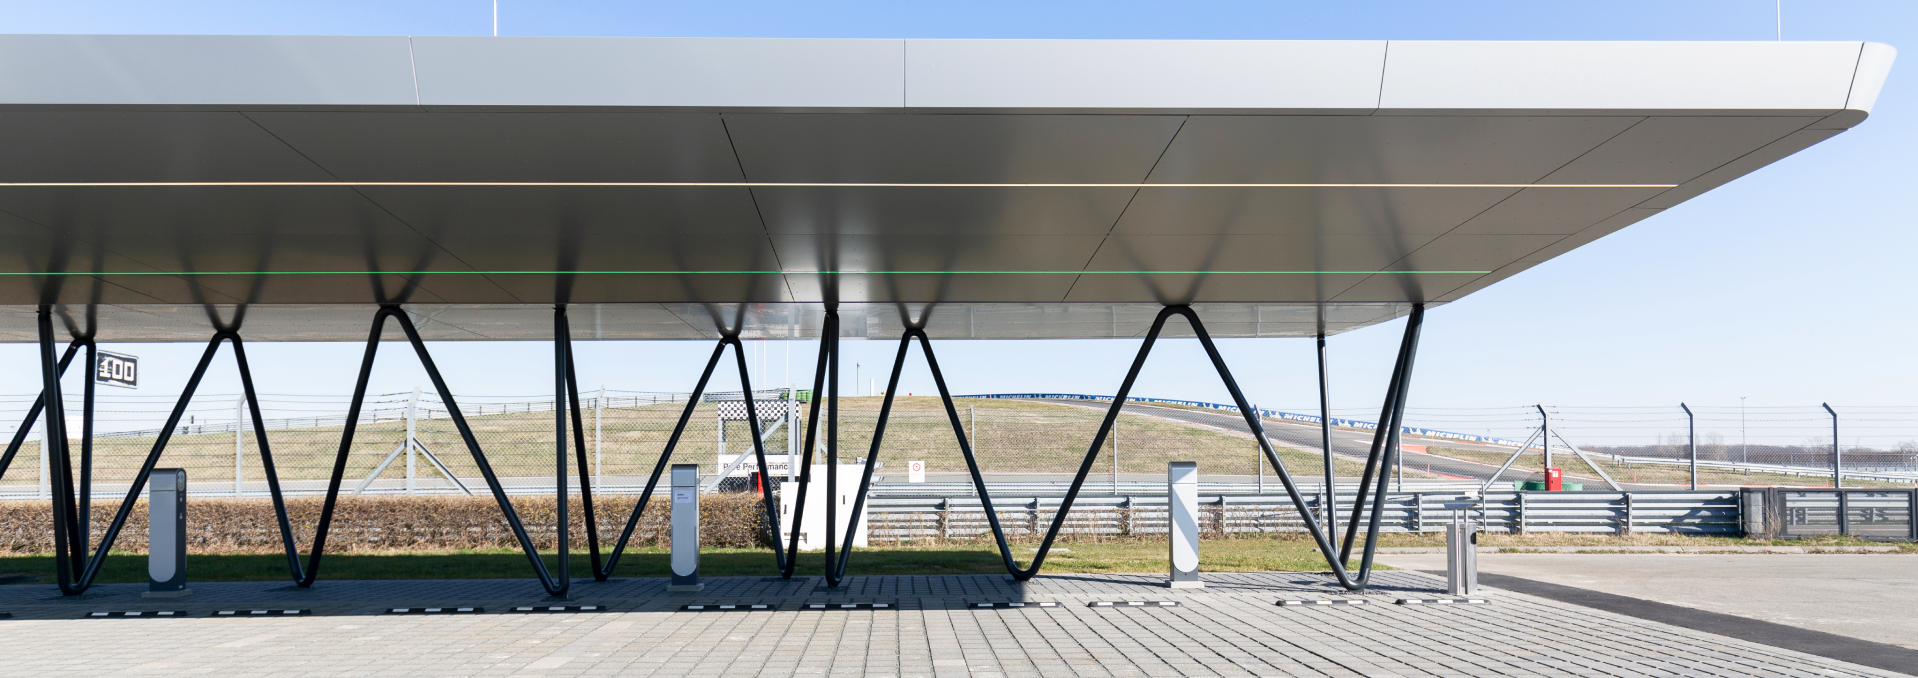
[0,36,1894,341]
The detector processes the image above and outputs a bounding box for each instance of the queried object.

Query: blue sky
[0,1,1912,435]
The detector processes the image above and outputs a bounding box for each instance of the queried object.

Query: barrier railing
[863,490,1742,541]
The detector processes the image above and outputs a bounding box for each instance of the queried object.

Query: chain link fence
[1,391,1357,498]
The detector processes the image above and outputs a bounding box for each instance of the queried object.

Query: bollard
[1443,500,1480,596]
[1167,461,1202,589]
[668,464,701,592]
[145,469,190,598]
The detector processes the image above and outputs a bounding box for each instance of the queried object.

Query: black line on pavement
[1466,571,1918,676]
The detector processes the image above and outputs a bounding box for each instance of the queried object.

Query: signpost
[94,351,138,389]
[908,460,925,484]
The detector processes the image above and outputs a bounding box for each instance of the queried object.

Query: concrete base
[141,589,192,599]
[1166,580,1205,589]
[666,584,703,593]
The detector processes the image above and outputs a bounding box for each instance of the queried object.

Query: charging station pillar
[668,464,701,592]
[146,468,189,598]
[1444,500,1480,596]
[1167,461,1202,589]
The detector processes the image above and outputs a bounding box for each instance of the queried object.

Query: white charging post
[145,468,189,598]
[668,464,701,592]
[1444,500,1480,595]
[1167,461,1202,589]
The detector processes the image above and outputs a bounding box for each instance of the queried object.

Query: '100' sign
[95,352,138,389]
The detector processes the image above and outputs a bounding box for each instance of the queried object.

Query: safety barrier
[863,490,1742,541]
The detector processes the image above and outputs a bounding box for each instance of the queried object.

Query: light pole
[855,363,861,396]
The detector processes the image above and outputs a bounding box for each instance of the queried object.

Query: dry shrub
[0,493,769,555]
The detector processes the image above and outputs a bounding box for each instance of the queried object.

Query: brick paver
[0,571,1897,676]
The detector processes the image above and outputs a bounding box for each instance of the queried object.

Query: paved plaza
[0,570,1902,677]
[1382,553,1918,651]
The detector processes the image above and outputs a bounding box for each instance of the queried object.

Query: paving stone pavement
[0,571,1900,677]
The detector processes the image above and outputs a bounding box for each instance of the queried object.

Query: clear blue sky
[0,1,1911,430]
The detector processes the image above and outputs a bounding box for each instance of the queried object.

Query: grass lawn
[0,537,1373,584]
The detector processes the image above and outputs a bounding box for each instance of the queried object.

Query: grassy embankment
[0,396,1397,492]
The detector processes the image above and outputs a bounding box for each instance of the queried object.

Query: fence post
[1837,490,1849,537]
[406,387,420,494]
[234,397,245,497]
[937,498,949,540]
[1412,492,1424,533]
[1823,403,1840,489]
[1623,492,1634,535]
[596,385,604,486]
[1518,492,1528,535]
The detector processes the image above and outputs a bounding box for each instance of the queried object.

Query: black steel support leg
[0,341,80,482]
[862,305,1423,591]
[781,308,835,579]
[303,306,569,595]
[37,309,85,593]
[1340,305,1424,578]
[56,326,308,594]
[1316,333,1336,553]
[597,332,794,580]
[826,327,1025,584]
[551,307,571,593]
[559,308,603,579]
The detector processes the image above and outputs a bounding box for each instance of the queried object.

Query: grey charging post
[145,468,189,598]
[668,464,701,592]
[1167,461,1202,588]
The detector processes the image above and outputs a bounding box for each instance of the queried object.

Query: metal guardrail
[863,491,1741,541]
[1607,454,1918,483]
[1742,488,1918,541]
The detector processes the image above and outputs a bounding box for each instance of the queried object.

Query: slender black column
[1340,311,1417,565]
[228,336,309,582]
[552,307,571,592]
[827,330,914,585]
[560,310,603,578]
[781,309,835,579]
[731,337,791,575]
[0,342,79,481]
[1316,333,1336,553]
[38,308,84,591]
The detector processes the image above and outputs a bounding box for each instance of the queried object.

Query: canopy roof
[0,36,1894,341]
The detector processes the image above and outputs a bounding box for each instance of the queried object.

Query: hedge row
[0,493,770,555]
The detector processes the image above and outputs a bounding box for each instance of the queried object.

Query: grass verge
[0,537,1373,584]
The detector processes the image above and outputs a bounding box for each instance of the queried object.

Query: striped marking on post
[510,605,607,613]
[1087,601,1179,608]
[387,607,483,614]
[1394,598,1488,605]
[1276,599,1367,606]
[801,602,892,610]
[971,602,1061,609]
[87,610,185,618]
[215,609,310,616]
[681,604,775,611]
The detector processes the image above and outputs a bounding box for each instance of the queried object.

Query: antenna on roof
[1776,0,1782,41]
[493,0,499,37]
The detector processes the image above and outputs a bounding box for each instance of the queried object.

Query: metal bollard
[668,464,702,592]
[1167,461,1203,589]
[145,469,190,598]
[1443,500,1479,596]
